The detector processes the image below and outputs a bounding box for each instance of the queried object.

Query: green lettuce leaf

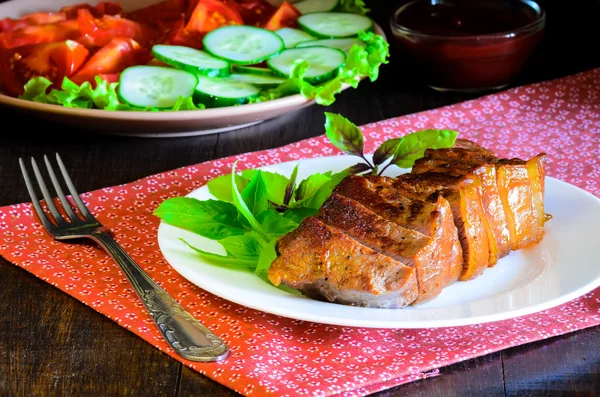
[19,76,204,111]
[250,31,390,106]
[335,0,370,15]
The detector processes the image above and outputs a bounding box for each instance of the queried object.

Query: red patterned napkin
[2,68,600,397]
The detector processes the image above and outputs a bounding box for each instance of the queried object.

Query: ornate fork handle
[90,230,229,362]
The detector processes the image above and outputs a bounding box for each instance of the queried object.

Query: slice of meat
[392,172,491,281]
[496,154,547,249]
[412,158,511,264]
[423,146,547,250]
[268,217,419,309]
[332,175,463,300]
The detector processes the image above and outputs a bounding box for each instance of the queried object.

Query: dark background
[1,0,600,396]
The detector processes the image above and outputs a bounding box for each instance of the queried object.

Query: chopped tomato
[70,37,147,85]
[226,0,276,27]
[60,2,123,19]
[263,2,300,30]
[186,0,243,35]
[160,19,204,49]
[0,12,67,33]
[77,9,156,47]
[126,0,187,27]
[0,40,89,96]
[0,20,80,49]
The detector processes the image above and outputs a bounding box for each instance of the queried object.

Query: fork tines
[19,154,98,230]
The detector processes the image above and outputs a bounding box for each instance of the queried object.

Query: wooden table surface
[2,1,600,396]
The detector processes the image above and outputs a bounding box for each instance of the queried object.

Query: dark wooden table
[2,1,600,396]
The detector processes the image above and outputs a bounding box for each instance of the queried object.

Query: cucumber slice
[295,38,366,55]
[267,47,346,84]
[151,45,230,77]
[232,65,276,76]
[298,12,373,38]
[194,75,261,107]
[229,73,286,87]
[294,0,338,14]
[275,27,315,48]
[203,25,284,65]
[118,66,198,108]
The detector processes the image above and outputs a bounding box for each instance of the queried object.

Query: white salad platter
[157,155,600,329]
[0,0,386,138]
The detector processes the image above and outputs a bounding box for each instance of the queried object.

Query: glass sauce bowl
[390,0,546,93]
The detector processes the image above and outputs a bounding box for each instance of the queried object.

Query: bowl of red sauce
[390,0,546,92]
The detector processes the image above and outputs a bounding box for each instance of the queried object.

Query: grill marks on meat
[267,139,547,309]
[268,217,419,309]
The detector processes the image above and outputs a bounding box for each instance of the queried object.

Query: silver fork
[19,154,229,363]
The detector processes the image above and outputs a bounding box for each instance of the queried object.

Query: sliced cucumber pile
[195,75,261,107]
[275,27,316,48]
[118,66,198,108]
[203,25,284,65]
[294,0,339,14]
[229,73,286,87]
[267,47,346,84]
[298,12,373,38]
[116,8,379,109]
[152,45,230,77]
[295,38,366,55]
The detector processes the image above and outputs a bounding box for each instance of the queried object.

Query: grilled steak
[412,159,511,264]
[268,217,419,308]
[331,175,463,302]
[317,193,460,304]
[391,172,491,281]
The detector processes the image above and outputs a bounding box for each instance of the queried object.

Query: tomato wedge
[0,40,89,96]
[60,2,123,19]
[70,37,147,85]
[226,0,277,27]
[186,0,243,35]
[77,8,157,47]
[263,2,300,30]
[126,0,187,27]
[0,12,67,33]
[0,20,80,49]
[159,19,204,49]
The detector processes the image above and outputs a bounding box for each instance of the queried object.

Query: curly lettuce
[335,0,370,15]
[19,76,204,111]
[250,31,390,106]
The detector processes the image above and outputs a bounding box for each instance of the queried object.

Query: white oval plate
[157,155,600,328]
[0,0,384,138]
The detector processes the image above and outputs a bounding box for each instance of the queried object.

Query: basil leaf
[324,112,365,156]
[207,173,250,203]
[256,210,299,238]
[242,169,289,205]
[180,239,256,268]
[231,162,269,240]
[241,170,269,216]
[282,207,318,224]
[219,233,262,260]
[391,129,459,168]
[284,164,299,206]
[255,238,278,275]
[154,197,249,240]
[373,138,402,166]
[294,173,332,206]
[344,162,372,175]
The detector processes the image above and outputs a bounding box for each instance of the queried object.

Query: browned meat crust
[268,217,419,308]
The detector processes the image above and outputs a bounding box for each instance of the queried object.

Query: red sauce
[391,0,545,91]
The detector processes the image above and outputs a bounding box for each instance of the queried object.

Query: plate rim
[156,156,600,329]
